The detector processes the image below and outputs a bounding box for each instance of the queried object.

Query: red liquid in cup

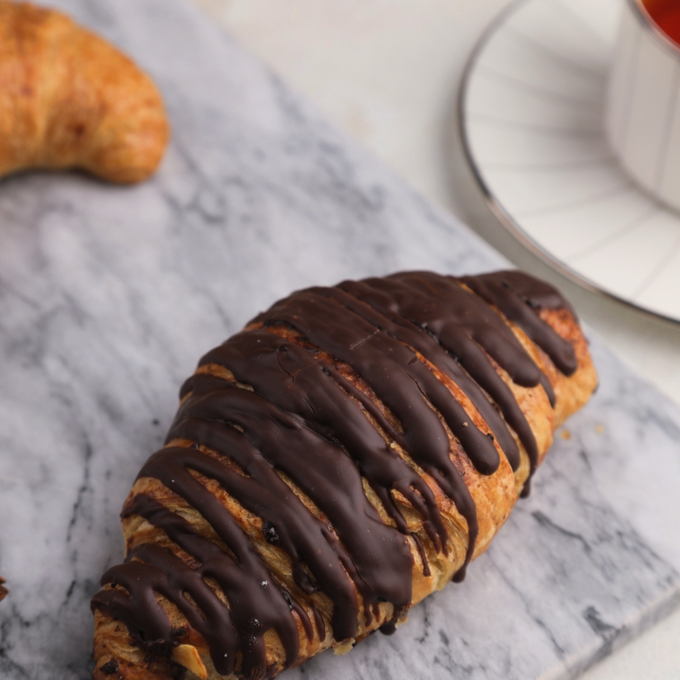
[642,0,680,47]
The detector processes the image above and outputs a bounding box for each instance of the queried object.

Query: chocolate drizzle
[92,270,579,679]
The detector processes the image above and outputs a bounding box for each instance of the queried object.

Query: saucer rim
[457,0,680,327]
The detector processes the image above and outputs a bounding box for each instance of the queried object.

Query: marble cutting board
[1,1,679,678]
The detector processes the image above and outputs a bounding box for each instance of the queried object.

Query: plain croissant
[91,270,597,680]
[0,2,169,183]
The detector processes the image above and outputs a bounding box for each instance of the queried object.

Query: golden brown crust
[0,2,169,183]
[93,293,597,680]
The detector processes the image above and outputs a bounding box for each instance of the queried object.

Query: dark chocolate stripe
[341,274,540,465]
[196,330,447,554]
[168,379,412,633]
[460,271,577,376]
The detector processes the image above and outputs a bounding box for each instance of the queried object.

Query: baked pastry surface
[0,2,168,183]
[91,270,597,680]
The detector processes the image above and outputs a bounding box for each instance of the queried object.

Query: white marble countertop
[1,2,679,679]
[193,1,680,678]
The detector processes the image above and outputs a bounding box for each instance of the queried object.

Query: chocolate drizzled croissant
[91,270,597,680]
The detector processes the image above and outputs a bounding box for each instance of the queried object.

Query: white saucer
[460,0,680,324]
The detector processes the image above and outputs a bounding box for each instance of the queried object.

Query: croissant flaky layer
[91,270,597,680]
[0,2,169,183]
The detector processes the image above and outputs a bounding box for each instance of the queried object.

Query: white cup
[606,0,680,213]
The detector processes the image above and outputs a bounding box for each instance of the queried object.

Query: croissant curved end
[0,2,169,184]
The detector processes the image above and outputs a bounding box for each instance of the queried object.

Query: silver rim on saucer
[458,0,680,326]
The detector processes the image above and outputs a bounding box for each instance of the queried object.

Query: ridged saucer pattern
[461,0,680,324]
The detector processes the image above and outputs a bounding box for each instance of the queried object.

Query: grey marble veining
[0,1,679,678]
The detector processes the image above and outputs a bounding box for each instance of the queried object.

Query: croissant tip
[0,1,171,185]
[92,609,178,680]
